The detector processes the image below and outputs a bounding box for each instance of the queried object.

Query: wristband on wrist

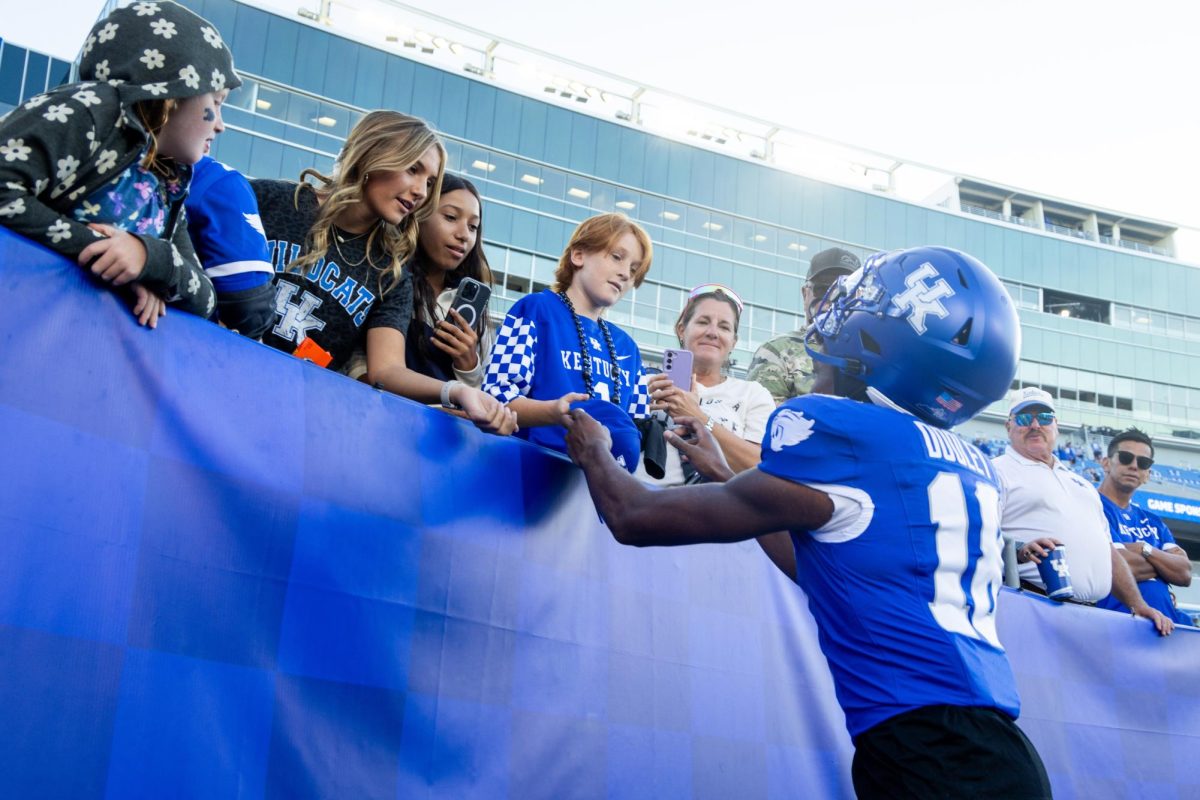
[441,380,463,410]
[704,415,716,433]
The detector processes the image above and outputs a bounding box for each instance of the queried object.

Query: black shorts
[851,705,1052,799]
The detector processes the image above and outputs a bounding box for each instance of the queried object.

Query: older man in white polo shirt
[993,387,1172,635]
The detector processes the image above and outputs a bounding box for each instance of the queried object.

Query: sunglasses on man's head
[688,283,744,312]
[1012,411,1056,427]
[1115,451,1154,470]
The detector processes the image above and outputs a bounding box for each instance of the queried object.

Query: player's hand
[456,385,518,436]
[541,391,589,427]
[565,408,613,465]
[1016,537,1063,564]
[431,308,480,372]
[130,283,167,329]
[647,372,702,419]
[1131,602,1174,636]
[79,223,147,286]
[666,416,734,483]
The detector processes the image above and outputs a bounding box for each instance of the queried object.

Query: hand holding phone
[450,277,491,330]
[661,347,694,390]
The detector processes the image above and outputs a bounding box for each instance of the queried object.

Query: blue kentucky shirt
[484,289,648,469]
[1095,495,1193,625]
[757,394,1020,738]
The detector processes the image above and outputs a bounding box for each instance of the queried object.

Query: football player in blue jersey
[565,246,1053,798]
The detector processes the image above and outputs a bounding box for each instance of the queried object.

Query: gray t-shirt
[252,179,413,372]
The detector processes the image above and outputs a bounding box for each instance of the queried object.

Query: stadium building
[3,0,1198,570]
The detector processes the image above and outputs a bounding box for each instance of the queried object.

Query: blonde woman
[252,110,515,434]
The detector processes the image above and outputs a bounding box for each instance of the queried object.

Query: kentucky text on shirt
[914,420,996,482]
[269,240,376,325]
[558,348,632,387]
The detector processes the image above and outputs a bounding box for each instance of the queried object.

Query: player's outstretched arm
[565,409,832,547]
[665,416,796,579]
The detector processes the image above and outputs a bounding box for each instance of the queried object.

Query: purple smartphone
[661,348,693,389]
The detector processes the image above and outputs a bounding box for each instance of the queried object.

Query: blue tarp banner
[1,226,1198,798]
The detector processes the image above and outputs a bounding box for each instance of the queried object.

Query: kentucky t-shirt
[484,288,649,456]
[252,179,412,372]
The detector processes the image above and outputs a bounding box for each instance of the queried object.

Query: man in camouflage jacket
[746,247,860,403]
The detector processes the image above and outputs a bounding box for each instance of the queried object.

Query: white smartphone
[661,348,693,389]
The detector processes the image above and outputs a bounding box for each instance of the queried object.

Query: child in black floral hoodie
[0,1,240,327]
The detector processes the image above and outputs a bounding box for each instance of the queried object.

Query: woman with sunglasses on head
[638,284,775,485]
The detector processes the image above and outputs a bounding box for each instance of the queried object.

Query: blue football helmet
[806,246,1020,429]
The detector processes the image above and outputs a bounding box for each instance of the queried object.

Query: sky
[8,0,1200,231]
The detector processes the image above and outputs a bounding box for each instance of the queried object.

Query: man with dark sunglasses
[993,388,1171,634]
[1094,428,1194,625]
[746,247,860,404]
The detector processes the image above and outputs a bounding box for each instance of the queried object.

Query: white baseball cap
[1008,387,1056,416]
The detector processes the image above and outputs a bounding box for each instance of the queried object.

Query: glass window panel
[637,194,663,226]
[315,101,349,139]
[539,167,566,202]
[660,286,685,314]
[633,301,657,327]
[461,144,492,181]
[255,83,289,122]
[0,44,26,106]
[515,161,543,196]
[1167,315,1185,336]
[706,212,732,242]
[565,177,593,208]
[441,140,463,174]
[226,78,256,111]
[486,152,515,187]
[1111,304,1131,328]
[532,256,557,282]
[753,224,776,256]
[614,187,640,215]
[284,91,320,130]
[733,219,756,250]
[590,181,616,211]
[661,200,686,229]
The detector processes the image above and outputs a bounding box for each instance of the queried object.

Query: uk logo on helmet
[890,263,954,335]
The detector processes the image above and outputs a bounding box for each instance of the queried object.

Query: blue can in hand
[1037,545,1074,601]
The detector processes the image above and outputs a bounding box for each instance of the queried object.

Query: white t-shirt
[636,375,776,487]
[992,449,1115,602]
